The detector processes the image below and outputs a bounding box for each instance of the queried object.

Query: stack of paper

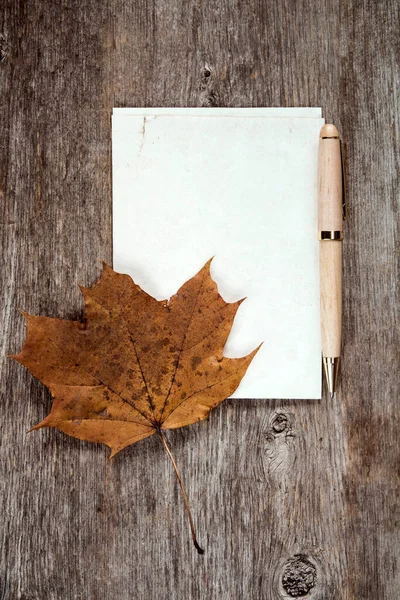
[112,108,324,399]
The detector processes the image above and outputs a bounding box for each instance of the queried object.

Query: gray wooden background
[1,0,398,598]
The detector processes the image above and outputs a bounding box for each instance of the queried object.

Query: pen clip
[340,138,347,220]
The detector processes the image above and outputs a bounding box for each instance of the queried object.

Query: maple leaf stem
[157,429,204,555]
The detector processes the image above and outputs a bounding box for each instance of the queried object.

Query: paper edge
[112,107,322,118]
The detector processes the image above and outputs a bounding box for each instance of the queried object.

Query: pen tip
[322,357,340,400]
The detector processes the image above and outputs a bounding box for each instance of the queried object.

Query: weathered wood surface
[1,0,398,598]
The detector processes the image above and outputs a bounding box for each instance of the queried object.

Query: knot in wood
[0,34,10,62]
[281,555,316,597]
[272,412,288,433]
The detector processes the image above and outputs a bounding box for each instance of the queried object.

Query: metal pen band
[318,231,343,241]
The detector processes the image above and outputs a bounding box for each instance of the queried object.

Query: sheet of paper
[112,108,324,399]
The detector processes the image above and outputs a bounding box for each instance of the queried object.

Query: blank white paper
[112,108,324,399]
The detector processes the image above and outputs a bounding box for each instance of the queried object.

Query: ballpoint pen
[318,124,344,397]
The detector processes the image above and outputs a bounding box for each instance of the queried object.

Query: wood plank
[0,0,398,598]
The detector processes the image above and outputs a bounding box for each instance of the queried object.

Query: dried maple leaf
[11,259,260,553]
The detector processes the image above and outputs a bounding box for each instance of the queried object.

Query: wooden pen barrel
[318,124,343,359]
[318,126,342,232]
[320,242,342,357]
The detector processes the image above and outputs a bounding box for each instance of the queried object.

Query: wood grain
[1,0,398,598]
